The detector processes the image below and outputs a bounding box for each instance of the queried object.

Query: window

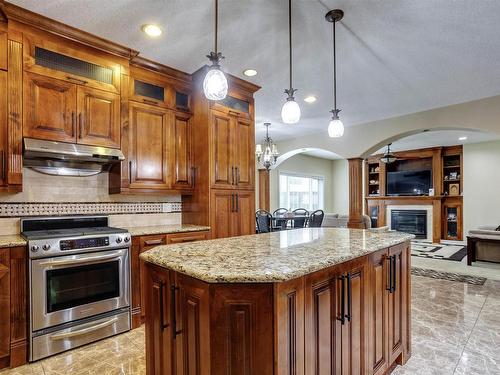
[279,172,325,211]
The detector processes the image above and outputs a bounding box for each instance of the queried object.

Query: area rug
[411,240,467,262]
[411,267,486,285]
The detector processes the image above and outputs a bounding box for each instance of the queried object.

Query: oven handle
[38,251,124,267]
[49,317,119,340]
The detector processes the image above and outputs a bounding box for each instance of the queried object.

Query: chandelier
[255,123,279,170]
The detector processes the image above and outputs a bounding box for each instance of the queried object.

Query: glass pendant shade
[328,118,344,138]
[203,67,228,101]
[281,99,301,124]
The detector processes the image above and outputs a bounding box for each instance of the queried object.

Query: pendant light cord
[288,0,293,91]
[215,0,219,54]
[333,20,337,110]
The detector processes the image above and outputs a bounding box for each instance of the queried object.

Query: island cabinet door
[173,273,210,375]
[368,250,390,375]
[144,263,173,375]
[388,242,410,364]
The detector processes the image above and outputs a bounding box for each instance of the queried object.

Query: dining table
[271,214,310,229]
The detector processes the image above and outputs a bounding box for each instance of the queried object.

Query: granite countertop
[140,228,414,283]
[0,234,27,248]
[126,224,211,237]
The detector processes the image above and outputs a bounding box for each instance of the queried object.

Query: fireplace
[391,209,428,239]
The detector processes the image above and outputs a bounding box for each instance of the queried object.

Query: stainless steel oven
[30,247,130,331]
[22,216,132,361]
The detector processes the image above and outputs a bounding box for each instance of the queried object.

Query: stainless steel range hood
[23,138,125,176]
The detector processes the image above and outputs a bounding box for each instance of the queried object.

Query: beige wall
[463,140,500,235]
[331,159,349,215]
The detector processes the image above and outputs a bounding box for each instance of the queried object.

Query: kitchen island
[140,228,413,375]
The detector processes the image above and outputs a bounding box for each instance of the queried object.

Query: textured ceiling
[11,0,500,142]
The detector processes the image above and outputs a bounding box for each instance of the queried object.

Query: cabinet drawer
[167,231,210,244]
[139,234,168,251]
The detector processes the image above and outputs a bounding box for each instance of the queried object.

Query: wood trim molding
[130,56,191,84]
[258,169,270,211]
[0,2,7,23]
[7,39,22,186]
[348,158,365,229]
[3,1,139,59]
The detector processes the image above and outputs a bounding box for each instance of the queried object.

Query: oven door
[31,248,130,331]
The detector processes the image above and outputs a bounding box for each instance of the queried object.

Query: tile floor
[2,275,500,375]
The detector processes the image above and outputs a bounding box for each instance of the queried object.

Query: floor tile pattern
[1,275,499,374]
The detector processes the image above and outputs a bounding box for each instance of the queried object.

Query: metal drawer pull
[50,317,118,340]
[172,238,199,243]
[144,239,164,246]
[39,251,122,266]
[336,275,346,325]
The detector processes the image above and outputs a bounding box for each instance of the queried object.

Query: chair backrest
[309,210,325,227]
[255,210,272,233]
[273,208,288,217]
[292,208,309,228]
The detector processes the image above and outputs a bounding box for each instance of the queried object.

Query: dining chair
[309,210,325,227]
[273,208,289,230]
[255,210,273,233]
[292,208,309,228]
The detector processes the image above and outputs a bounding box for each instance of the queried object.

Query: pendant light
[325,9,344,138]
[281,0,301,124]
[203,0,228,101]
[255,123,279,170]
[380,143,397,164]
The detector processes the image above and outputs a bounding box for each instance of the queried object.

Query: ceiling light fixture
[203,0,228,101]
[326,9,344,138]
[255,123,279,170]
[380,143,397,164]
[142,24,162,37]
[243,69,257,77]
[459,136,468,141]
[281,0,301,124]
[304,96,317,103]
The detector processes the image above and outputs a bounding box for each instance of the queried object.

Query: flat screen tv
[386,169,432,196]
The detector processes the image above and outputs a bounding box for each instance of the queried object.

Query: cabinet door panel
[77,86,120,148]
[129,103,170,189]
[210,190,235,239]
[24,72,76,142]
[233,118,254,189]
[0,249,10,359]
[211,112,233,189]
[0,71,6,186]
[235,192,255,236]
[172,112,193,190]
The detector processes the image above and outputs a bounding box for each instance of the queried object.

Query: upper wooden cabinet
[128,102,170,190]
[24,72,121,148]
[0,71,7,187]
[171,111,194,190]
[23,33,122,94]
[76,86,120,148]
[210,110,254,190]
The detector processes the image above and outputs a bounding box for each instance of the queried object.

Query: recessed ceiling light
[142,24,162,37]
[459,136,468,141]
[304,96,317,103]
[243,69,257,77]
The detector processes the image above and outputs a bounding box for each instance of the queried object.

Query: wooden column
[348,158,365,229]
[258,169,270,211]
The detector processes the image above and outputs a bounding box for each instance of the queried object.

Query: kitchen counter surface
[140,228,414,283]
[0,234,27,248]
[126,224,210,237]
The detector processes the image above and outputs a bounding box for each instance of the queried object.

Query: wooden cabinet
[442,199,463,241]
[210,111,254,190]
[171,111,193,190]
[129,102,170,190]
[0,249,10,364]
[24,72,77,143]
[24,72,120,148]
[131,231,210,328]
[76,86,120,148]
[0,32,6,71]
[0,71,7,187]
[210,190,255,239]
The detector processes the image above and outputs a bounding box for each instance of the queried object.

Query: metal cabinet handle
[144,239,165,246]
[50,317,119,340]
[66,75,88,85]
[129,161,132,184]
[158,282,169,331]
[235,194,239,213]
[336,275,346,325]
[171,285,182,339]
[345,273,352,322]
[392,255,397,293]
[1,150,5,182]
[386,256,393,292]
[78,113,84,139]
[71,112,76,136]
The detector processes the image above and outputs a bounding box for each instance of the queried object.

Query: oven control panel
[60,237,110,251]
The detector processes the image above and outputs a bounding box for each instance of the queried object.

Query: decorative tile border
[0,202,182,217]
